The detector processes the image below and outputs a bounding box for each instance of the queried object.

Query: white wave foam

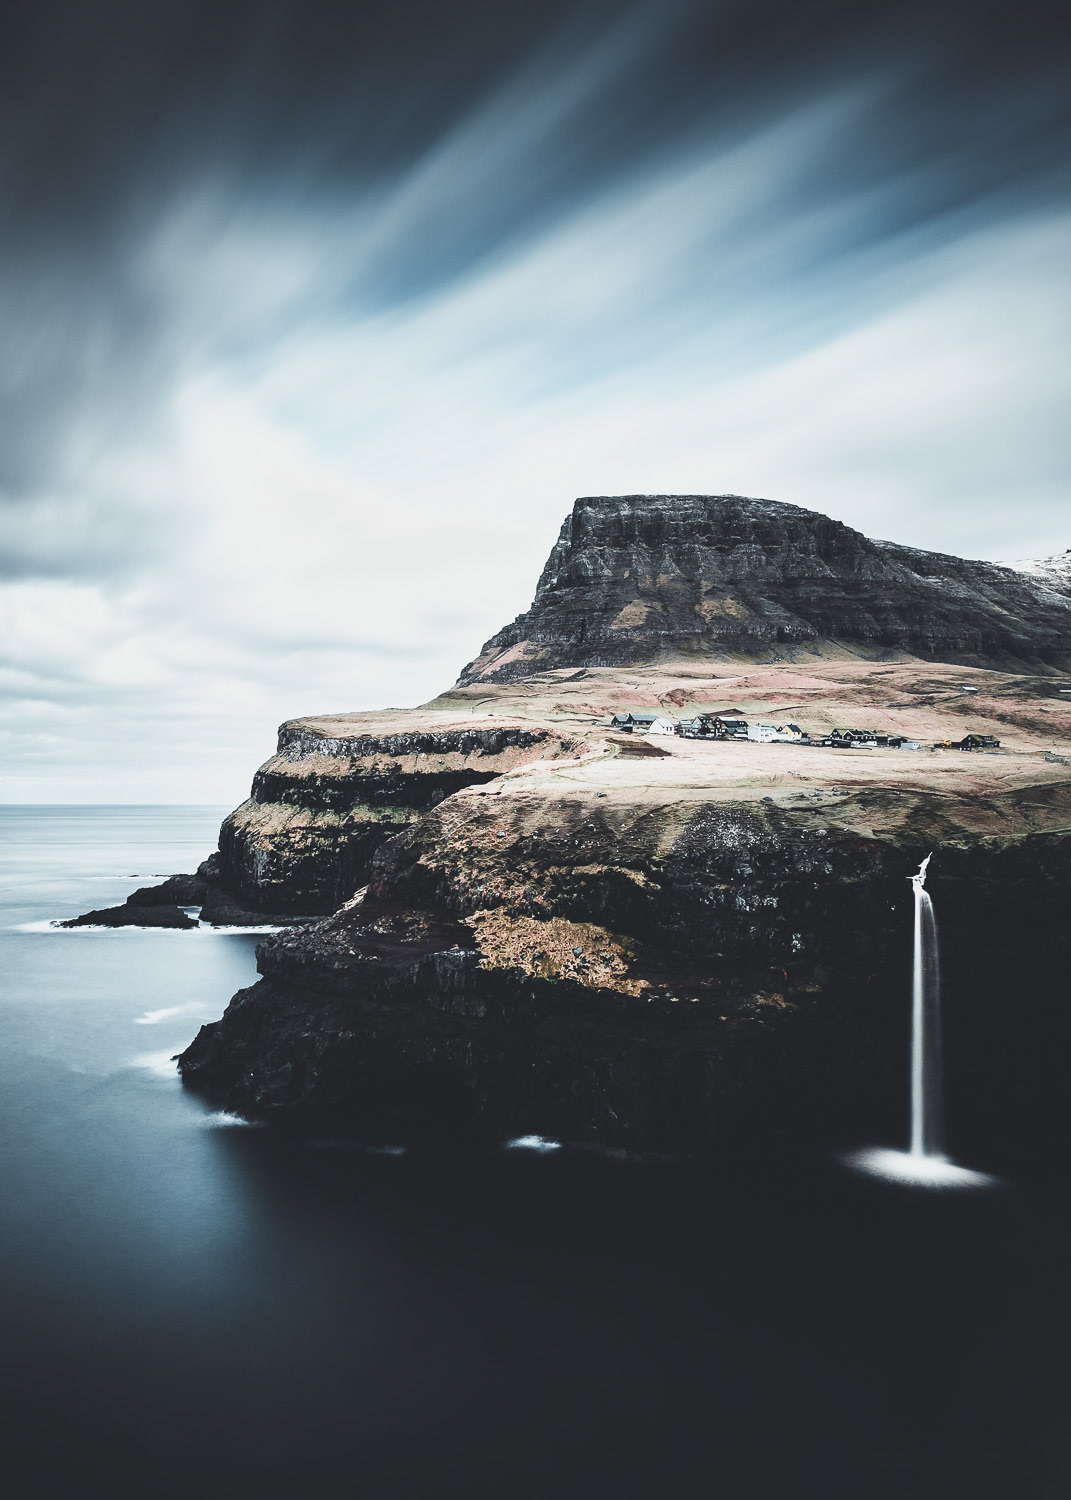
[505,1135,562,1153]
[134,1003,212,1025]
[129,1050,181,1078]
[844,1147,999,1190]
[200,1111,264,1129]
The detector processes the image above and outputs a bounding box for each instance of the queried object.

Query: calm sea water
[1,806,1067,1499]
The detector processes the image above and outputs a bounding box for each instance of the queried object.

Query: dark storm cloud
[0,0,1068,501]
[1,0,1069,799]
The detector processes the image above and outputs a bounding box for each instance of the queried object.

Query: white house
[747,723,780,743]
[648,716,678,736]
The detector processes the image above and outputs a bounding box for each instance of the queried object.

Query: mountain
[147,490,1071,1159]
[1011,548,1071,598]
[458,494,1071,684]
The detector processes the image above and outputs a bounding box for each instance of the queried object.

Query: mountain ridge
[458,494,1071,684]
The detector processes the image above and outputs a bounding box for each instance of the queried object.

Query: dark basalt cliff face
[458,495,1071,683]
[180,788,1071,1162]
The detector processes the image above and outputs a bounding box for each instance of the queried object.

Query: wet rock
[197,886,315,928]
[126,873,208,906]
[61,904,197,929]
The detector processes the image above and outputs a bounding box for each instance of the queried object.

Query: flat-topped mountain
[458,495,1071,684]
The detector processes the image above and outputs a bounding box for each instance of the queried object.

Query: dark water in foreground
[1,806,1068,1499]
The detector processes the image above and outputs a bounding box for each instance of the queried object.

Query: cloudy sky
[2,0,1069,802]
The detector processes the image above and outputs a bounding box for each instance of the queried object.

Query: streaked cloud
[1,0,1068,800]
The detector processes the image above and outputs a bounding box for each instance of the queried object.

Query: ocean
[0,805,1066,1499]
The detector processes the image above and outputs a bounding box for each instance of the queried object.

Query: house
[774,723,804,741]
[676,711,746,739]
[648,716,678,736]
[714,717,750,739]
[609,712,660,732]
[958,734,1000,751]
[830,728,877,747]
[747,723,780,743]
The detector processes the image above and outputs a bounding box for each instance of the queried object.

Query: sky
[1,0,1069,803]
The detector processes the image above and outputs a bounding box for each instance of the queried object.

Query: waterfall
[909,854,943,1158]
[845,853,995,1188]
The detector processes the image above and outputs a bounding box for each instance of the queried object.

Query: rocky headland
[168,495,1070,1162]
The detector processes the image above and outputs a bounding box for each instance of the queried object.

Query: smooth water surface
[1,807,1068,1499]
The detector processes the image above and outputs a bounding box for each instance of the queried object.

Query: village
[608,710,1000,753]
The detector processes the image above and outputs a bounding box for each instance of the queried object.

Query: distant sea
[0,805,1066,1499]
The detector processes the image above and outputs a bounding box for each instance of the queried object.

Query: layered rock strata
[217,720,587,914]
[459,495,1071,683]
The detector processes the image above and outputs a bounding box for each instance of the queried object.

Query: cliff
[216,717,588,914]
[181,762,1071,1160]
[458,495,1071,684]
[177,495,1071,1160]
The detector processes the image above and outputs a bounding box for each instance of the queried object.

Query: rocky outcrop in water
[61,858,314,929]
[61,903,198,929]
[458,495,1071,683]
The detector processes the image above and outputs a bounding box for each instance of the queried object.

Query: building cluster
[608,712,999,753]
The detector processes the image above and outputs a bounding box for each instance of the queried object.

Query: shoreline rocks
[61,903,198,929]
[60,860,315,931]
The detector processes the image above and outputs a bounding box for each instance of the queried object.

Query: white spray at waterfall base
[846,854,997,1190]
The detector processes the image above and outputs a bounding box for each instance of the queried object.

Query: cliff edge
[177,495,1071,1162]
